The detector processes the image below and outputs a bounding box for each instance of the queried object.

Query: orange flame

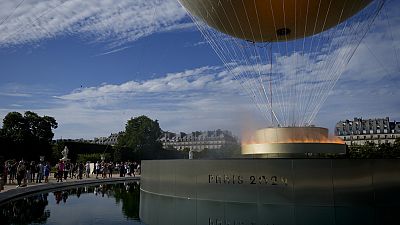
[241,136,344,145]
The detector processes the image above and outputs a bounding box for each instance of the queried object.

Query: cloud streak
[55,66,238,106]
[0,0,188,48]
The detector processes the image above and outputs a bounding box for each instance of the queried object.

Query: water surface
[1,182,144,225]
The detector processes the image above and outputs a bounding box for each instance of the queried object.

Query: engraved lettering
[216,175,222,184]
[209,175,214,184]
[259,175,268,184]
[238,175,244,184]
[281,177,288,186]
[224,175,230,184]
[271,176,278,185]
[208,174,287,187]
[250,176,256,184]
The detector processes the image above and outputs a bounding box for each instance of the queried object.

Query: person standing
[25,162,31,184]
[119,162,125,177]
[44,163,50,183]
[137,163,141,175]
[9,161,17,184]
[78,162,84,179]
[64,162,70,181]
[85,162,91,178]
[57,161,64,182]
[101,162,107,179]
[108,162,113,178]
[16,161,26,187]
[69,163,74,178]
[95,161,100,179]
[129,162,135,177]
[36,162,44,183]
[30,161,36,183]
[0,159,5,191]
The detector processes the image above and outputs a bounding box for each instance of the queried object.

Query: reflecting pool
[0,182,144,225]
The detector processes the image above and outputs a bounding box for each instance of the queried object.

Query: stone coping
[0,176,140,205]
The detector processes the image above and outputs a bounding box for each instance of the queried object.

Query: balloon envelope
[179,0,372,42]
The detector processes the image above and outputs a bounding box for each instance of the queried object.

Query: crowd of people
[0,159,141,190]
[54,160,141,182]
[1,160,51,188]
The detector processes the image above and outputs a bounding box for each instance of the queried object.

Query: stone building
[335,117,400,145]
[160,129,238,151]
[93,132,122,146]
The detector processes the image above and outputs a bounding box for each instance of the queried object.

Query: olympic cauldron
[242,126,346,157]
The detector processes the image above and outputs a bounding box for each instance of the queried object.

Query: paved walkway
[0,174,140,204]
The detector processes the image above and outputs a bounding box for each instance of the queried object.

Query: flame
[241,136,344,145]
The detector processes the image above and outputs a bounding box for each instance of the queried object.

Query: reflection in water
[0,181,143,225]
[1,193,50,225]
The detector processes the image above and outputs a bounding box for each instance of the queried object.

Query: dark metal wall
[140,159,400,225]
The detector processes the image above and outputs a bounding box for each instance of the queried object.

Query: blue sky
[0,0,399,139]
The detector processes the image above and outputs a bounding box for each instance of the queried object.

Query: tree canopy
[0,111,58,160]
[2,111,57,143]
[117,115,163,159]
[347,138,400,159]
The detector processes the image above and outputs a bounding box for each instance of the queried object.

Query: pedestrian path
[0,174,140,204]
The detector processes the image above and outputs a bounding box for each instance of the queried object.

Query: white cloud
[55,65,238,106]
[0,0,188,48]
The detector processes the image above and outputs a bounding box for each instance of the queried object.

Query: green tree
[2,111,57,143]
[0,111,58,160]
[1,112,30,143]
[117,115,163,159]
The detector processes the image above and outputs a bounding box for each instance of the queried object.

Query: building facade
[335,117,400,145]
[160,129,238,151]
[93,132,122,146]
